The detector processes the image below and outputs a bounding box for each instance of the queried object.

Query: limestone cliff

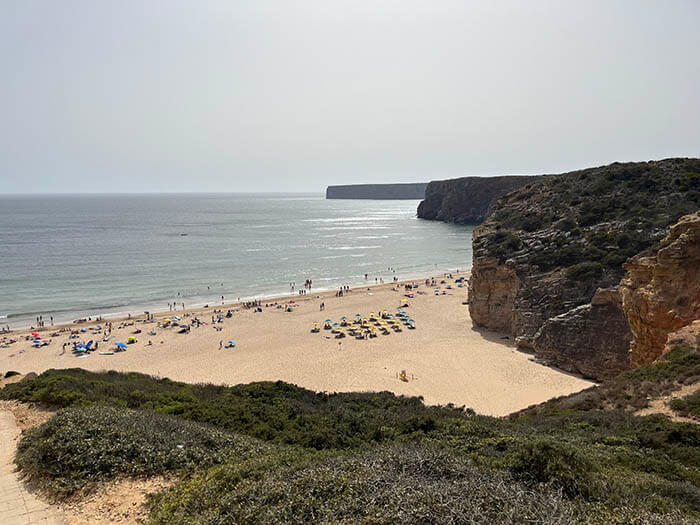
[326,183,428,200]
[469,158,700,380]
[620,212,700,366]
[417,176,543,224]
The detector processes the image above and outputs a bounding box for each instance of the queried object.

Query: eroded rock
[621,212,700,365]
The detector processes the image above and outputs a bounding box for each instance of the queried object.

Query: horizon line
[0,191,329,197]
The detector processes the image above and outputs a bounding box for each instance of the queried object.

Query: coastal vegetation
[489,161,700,273]
[15,405,267,498]
[671,391,700,419]
[3,354,700,523]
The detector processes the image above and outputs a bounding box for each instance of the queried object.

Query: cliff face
[326,183,428,200]
[468,158,700,380]
[417,176,543,224]
[620,212,700,366]
[532,287,632,379]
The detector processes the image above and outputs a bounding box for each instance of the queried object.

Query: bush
[1,369,467,450]
[566,261,604,281]
[489,231,522,259]
[510,439,597,498]
[6,363,700,522]
[148,444,583,524]
[670,391,700,419]
[15,405,268,497]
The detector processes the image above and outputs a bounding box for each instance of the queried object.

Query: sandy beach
[0,275,593,416]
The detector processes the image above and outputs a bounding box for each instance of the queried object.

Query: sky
[1,1,699,194]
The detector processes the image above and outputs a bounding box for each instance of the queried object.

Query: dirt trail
[635,383,700,423]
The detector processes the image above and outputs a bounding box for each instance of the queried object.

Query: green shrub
[16,405,268,497]
[489,231,522,259]
[510,439,597,498]
[147,444,582,524]
[1,369,467,450]
[670,391,700,419]
[566,261,604,281]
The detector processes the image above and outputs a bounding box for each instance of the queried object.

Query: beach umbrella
[31,332,39,337]
[325,319,332,323]
[332,323,340,327]
[340,316,348,321]
[115,342,127,349]
[228,340,236,345]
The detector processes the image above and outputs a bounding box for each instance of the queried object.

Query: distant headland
[326,183,428,200]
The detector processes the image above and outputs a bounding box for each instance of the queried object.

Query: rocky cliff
[417,176,543,224]
[326,183,428,200]
[469,158,700,380]
[620,212,700,366]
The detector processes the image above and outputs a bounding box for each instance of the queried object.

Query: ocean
[0,193,473,328]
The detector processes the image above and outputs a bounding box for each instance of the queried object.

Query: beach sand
[0,275,593,416]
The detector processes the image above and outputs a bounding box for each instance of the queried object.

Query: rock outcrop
[326,183,428,200]
[469,158,700,380]
[417,176,543,224]
[468,256,519,332]
[621,212,700,366]
[532,288,632,379]
[665,320,700,353]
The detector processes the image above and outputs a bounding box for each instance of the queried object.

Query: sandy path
[635,383,700,424]
[0,410,64,525]
[0,276,593,416]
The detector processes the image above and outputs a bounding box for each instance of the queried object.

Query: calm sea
[0,193,473,328]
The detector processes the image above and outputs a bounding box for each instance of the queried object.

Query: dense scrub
[0,368,467,449]
[521,345,700,413]
[7,359,700,522]
[15,405,268,497]
[482,158,700,277]
[145,443,694,525]
[671,390,700,419]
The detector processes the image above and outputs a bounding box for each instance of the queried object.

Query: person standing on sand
[219,340,222,350]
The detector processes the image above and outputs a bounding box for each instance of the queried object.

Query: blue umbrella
[228,340,236,344]
[114,342,127,349]
[332,323,340,327]
[325,319,332,323]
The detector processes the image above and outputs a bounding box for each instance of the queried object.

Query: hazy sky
[1,1,699,193]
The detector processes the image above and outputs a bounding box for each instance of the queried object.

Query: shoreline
[0,270,594,416]
[2,266,467,333]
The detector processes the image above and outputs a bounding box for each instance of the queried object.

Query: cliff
[417,176,543,224]
[469,158,700,380]
[326,183,428,200]
[620,212,700,366]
